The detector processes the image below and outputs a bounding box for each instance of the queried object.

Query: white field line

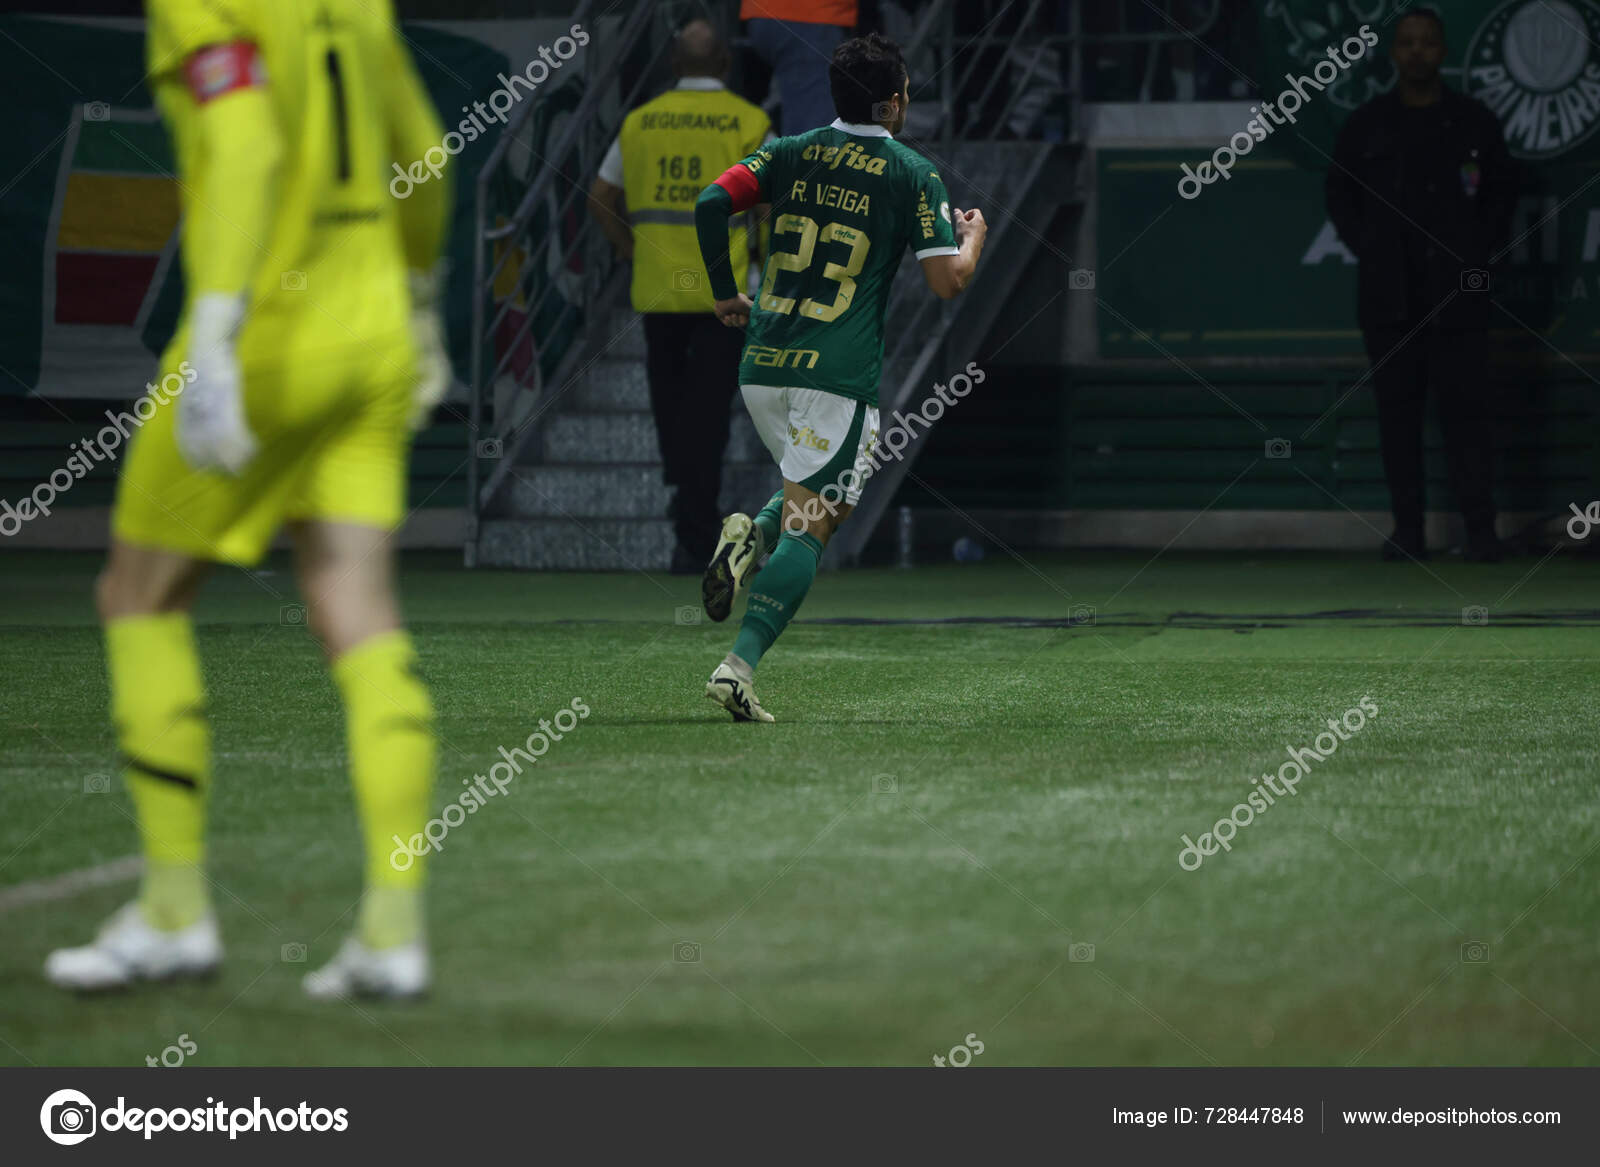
[0,856,142,914]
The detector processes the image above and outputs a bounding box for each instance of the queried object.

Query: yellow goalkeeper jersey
[112,0,450,565]
[146,0,448,364]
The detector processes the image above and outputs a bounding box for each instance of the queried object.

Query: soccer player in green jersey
[693,33,986,722]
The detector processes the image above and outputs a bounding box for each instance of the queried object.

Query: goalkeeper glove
[178,293,258,475]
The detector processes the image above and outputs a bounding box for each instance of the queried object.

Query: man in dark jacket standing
[1326,7,1516,561]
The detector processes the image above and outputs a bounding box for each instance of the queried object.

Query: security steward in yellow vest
[588,20,770,572]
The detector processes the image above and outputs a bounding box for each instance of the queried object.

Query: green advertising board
[1100,0,1600,360]
[1260,0,1600,165]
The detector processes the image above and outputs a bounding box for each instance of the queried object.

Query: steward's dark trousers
[642,313,744,559]
[1361,324,1496,538]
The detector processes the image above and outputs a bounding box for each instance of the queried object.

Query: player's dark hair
[1394,7,1445,40]
[829,33,907,125]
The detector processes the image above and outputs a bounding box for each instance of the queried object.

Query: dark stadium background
[7,0,1594,561]
[2,0,1597,1083]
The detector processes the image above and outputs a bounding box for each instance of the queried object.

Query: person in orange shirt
[742,0,858,134]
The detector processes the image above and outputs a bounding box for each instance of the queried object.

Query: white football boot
[45,902,222,991]
[702,513,764,623]
[705,655,775,723]
[302,936,430,1001]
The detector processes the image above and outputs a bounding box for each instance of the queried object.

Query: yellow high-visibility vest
[617,82,770,313]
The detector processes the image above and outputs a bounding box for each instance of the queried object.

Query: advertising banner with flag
[0,13,585,399]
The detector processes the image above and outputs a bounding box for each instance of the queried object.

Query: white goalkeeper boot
[705,654,775,723]
[302,936,430,1001]
[45,902,222,991]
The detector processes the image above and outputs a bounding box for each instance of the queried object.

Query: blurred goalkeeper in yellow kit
[46,0,451,998]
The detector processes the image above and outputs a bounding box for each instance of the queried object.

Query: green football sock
[732,529,823,669]
[751,489,786,555]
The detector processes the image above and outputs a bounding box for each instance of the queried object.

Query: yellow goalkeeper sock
[332,630,435,949]
[105,612,211,931]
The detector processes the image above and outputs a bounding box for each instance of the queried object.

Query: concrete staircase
[476,310,779,571]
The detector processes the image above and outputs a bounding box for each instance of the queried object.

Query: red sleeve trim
[714,164,762,212]
[183,42,267,104]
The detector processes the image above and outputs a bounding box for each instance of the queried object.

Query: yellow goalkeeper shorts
[112,333,417,566]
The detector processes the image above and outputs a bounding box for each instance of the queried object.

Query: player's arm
[384,23,454,426]
[588,179,633,259]
[742,123,774,278]
[921,209,986,300]
[912,166,983,300]
[696,146,772,326]
[172,38,283,473]
[588,137,633,260]
[182,48,282,315]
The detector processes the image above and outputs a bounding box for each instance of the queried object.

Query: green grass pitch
[1,547,1596,1066]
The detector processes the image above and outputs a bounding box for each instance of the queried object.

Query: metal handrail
[467,0,672,544]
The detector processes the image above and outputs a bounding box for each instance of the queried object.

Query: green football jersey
[734,120,959,405]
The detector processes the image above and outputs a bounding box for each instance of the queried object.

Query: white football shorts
[741,383,881,505]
